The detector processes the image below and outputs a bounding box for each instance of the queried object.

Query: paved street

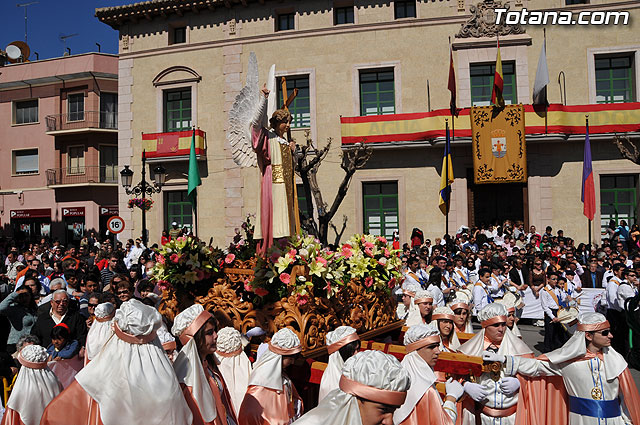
[516,322,640,387]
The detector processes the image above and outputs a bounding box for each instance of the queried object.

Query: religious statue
[227,53,300,255]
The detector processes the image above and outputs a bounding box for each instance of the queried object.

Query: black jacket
[509,267,530,286]
[31,310,87,348]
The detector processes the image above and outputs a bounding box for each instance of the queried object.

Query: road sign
[106,216,125,234]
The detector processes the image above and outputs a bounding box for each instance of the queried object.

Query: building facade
[0,53,119,245]
[96,0,640,246]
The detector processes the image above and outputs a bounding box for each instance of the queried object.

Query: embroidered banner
[470,105,527,184]
[142,129,206,159]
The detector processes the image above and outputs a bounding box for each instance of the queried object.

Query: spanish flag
[491,39,505,108]
[439,122,454,215]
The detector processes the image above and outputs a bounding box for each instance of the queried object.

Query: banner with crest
[470,105,527,184]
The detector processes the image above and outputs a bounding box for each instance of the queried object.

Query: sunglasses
[591,330,611,336]
[88,303,99,308]
[53,299,68,304]
[117,290,131,295]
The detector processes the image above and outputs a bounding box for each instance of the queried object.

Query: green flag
[187,128,201,206]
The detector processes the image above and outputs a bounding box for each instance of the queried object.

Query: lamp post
[120,150,167,247]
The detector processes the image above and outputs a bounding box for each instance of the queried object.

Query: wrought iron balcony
[45,165,119,187]
[45,111,117,133]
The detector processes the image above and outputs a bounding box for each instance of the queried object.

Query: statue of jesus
[251,84,300,255]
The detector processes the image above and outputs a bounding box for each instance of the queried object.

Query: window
[164,88,192,132]
[334,6,354,25]
[595,55,635,103]
[600,175,638,236]
[172,27,187,44]
[100,93,118,129]
[68,93,84,121]
[565,0,588,4]
[13,149,38,175]
[100,145,118,183]
[359,69,395,116]
[165,191,193,231]
[277,76,311,128]
[394,0,416,19]
[68,146,85,175]
[363,182,399,239]
[277,12,295,31]
[470,62,517,106]
[14,99,38,124]
[297,183,310,219]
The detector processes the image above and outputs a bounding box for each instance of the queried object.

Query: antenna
[16,2,39,43]
[59,33,78,55]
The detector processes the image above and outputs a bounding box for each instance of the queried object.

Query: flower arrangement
[127,198,153,211]
[339,234,402,292]
[152,236,220,292]
[248,233,346,306]
[226,214,258,262]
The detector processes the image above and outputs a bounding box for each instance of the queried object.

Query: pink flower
[364,242,374,249]
[288,249,297,258]
[280,273,291,284]
[384,248,391,257]
[341,246,353,258]
[365,277,374,288]
[343,243,352,250]
[377,236,387,244]
[157,255,165,264]
[254,288,269,297]
[244,280,254,292]
[157,280,170,291]
[225,253,236,264]
[297,294,309,305]
[364,248,374,257]
[170,254,179,264]
[196,269,205,280]
[316,257,327,266]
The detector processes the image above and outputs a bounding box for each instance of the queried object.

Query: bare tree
[294,130,372,245]
[613,134,640,165]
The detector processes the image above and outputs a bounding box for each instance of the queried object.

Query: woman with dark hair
[128,264,143,289]
[0,279,38,354]
[318,326,360,402]
[172,304,237,425]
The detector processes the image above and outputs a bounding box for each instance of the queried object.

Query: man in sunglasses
[458,303,533,424]
[30,289,87,348]
[485,312,640,424]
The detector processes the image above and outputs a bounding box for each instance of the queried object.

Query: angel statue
[227,52,300,255]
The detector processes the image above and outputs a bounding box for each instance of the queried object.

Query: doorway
[467,168,527,227]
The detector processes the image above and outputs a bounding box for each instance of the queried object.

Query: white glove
[463,381,489,402]
[500,376,521,397]
[445,378,465,401]
[482,351,506,363]
[246,327,265,338]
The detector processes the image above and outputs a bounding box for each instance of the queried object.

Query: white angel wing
[266,64,276,118]
[227,52,260,167]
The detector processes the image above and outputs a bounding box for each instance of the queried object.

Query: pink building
[0,53,119,245]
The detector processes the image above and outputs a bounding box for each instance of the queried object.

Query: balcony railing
[45,111,117,132]
[46,165,118,186]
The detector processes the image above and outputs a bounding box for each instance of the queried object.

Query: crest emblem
[491,129,506,158]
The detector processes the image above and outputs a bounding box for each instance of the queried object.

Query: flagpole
[445,119,450,237]
[586,115,591,246]
[544,28,548,135]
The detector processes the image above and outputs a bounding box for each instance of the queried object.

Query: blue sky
[2,0,132,60]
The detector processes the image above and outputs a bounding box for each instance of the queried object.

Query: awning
[340,102,640,145]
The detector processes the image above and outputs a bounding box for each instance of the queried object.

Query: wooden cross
[280,77,298,143]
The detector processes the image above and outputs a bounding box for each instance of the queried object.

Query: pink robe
[181,365,238,425]
[399,387,455,425]
[238,384,303,425]
[1,409,25,425]
[39,380,103,425]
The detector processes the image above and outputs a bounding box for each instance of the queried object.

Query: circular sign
[106,216,125,234]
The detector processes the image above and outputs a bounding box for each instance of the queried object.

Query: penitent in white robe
[506,354,633,425]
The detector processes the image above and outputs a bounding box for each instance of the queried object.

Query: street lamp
[120,150,167,246]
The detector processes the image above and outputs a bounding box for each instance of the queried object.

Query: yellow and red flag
[491,39,505,108]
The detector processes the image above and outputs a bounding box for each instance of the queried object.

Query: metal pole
[445,120,449,237]
[141,150,147,246]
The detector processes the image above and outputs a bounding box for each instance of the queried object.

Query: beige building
[96,0,640,246]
